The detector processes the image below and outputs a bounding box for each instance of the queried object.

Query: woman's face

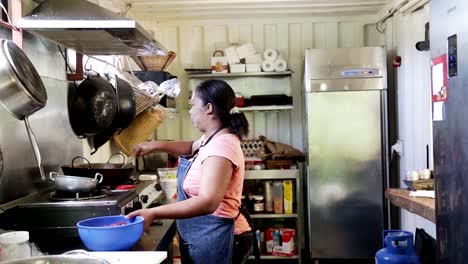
[189,92,207,130]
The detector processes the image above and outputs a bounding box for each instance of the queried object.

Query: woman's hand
[126,209,156,231]
[132,142,155,157]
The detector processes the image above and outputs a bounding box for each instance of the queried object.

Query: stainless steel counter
[133,219,176,252]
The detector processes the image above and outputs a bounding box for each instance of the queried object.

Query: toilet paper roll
[263,49,278,61]
[262,60,275,72]
[274,58,288,72]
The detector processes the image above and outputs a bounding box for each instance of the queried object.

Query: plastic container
[77,215,144,251]
[264,181,273,213]
[375,230,419,264]
[0,231,32,261]
[160,178,178,202]
[157,167,177,179]
[157,167,178,202]
[272,181,283,214]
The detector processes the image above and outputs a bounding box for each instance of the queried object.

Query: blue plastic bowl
[77,215,144,251]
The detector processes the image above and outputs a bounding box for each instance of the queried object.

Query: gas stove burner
[49,189,109,201]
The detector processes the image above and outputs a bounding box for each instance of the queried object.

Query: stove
[0,178,164,253]
[0,188,141,253]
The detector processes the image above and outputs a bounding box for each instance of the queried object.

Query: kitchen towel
[262,60,275,72]
[409,190,435,199]
[263,49,278,61]
[274,58,288,72]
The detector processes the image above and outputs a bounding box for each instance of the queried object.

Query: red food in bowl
[104,221,128,227]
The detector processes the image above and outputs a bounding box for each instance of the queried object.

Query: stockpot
[0,39,47,180]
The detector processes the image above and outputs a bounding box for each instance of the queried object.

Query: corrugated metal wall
[133,15,384,150]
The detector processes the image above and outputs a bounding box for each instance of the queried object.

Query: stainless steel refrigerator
[304,47,389,259]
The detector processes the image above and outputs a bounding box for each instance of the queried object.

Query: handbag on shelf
[255,135,305,161]
[211,50,229,73]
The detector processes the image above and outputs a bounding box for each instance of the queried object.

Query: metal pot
[0,39,47,180]
[68,75,117,138]
[49,171,103,192]
[61,153,134,188]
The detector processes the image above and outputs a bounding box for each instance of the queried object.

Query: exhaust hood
[17,0,167,56]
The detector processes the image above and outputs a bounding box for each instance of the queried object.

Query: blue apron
[176,129,235,264]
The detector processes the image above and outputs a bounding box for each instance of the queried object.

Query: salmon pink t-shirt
[183,133,251,235]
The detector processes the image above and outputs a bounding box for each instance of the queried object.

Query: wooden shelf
[244,169,299,180]
[385,188,435,223]
[187,71,292,78]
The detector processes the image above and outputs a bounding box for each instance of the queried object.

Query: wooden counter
[385,188,436,223]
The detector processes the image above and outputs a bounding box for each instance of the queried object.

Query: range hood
[17,0,167,56]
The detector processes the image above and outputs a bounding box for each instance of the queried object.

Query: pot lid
[17,0,167,56]
[2,40,47,104]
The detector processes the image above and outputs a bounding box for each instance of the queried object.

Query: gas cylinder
[375,230,419,264]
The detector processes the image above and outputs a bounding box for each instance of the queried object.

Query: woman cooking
[126,79,256,264]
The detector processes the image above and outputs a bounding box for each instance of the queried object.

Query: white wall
[382,4,436,238]
[132,14,381,152]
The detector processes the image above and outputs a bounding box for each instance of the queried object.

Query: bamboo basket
[113,106,166,156]
[134,88,159,115]
[139,51,176,71]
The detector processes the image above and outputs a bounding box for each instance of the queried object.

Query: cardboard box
[230,64,246,73]
[265,228,297,257]
[283,180,293,214]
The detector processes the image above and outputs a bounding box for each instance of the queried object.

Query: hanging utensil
[0,39,47,181]
[68,75,117,138]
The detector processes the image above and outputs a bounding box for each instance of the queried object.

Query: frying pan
[68,75,117,138]
[0,39,47,180]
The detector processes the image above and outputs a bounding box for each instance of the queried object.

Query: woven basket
[113,107,166,156]
[134,88,159,115]
[139,51,176,71]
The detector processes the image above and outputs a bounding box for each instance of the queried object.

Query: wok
[61,153,134,188]
[68,75,117,138]
[89,77,136,154]
[0,39,47,180]
[49,171,103,192]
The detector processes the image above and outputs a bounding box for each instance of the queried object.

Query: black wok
[89,77,136,154]
[68,75,117,138]
[61,153,134,188]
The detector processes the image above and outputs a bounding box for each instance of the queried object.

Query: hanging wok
[68,75,117,138]
[0,39,47,180]
[89,77,136,154]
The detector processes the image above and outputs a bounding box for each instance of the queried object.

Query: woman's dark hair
[194,79,249,139]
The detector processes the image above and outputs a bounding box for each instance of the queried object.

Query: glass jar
[251,195,265,213]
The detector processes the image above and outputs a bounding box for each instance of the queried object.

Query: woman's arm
[127,156,233,228]
[133,140,194,157]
